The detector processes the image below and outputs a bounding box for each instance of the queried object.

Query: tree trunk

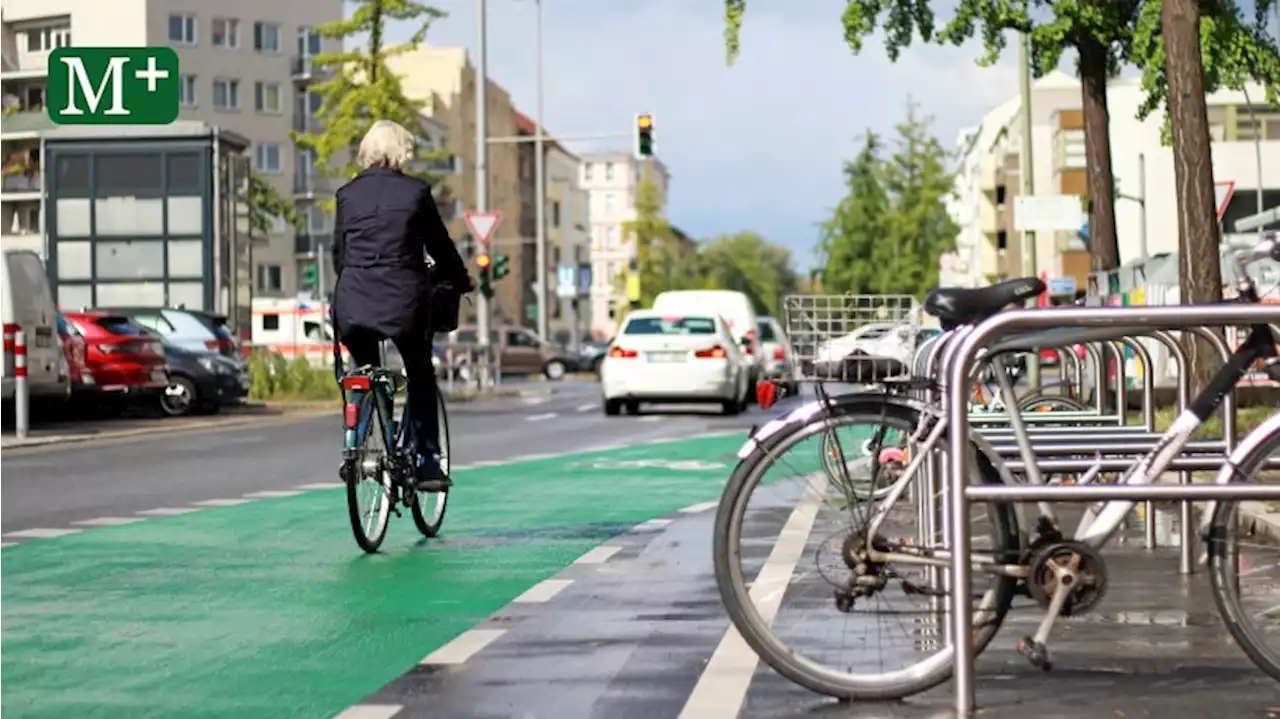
[1077,34,1120,272]
[1162,0,1224,397]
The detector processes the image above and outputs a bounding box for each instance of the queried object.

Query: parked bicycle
[713,234,1280,700]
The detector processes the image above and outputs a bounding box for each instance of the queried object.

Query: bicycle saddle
[924,277,1046,330]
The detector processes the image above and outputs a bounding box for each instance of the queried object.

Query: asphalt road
[0,378,792,536]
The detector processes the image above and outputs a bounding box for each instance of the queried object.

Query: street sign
[1047,277,1077,296]
[463,211,502,249]
[556,264,577,298]
[1215,181,1235,222]
[1014,195,1084,232]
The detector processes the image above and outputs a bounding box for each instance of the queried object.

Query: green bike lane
[2,432,753,719]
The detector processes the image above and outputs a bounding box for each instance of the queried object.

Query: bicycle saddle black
[924,277,1046,330]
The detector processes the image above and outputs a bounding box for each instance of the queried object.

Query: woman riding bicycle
[332,120,474,490]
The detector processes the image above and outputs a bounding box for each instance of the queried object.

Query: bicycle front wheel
[411,391,450,537]
[713,395,1021,701]
[346,391,393,553]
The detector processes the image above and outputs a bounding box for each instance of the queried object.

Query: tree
[623,167,677,307]
[291,0,449,193]
[699,232,800,315]
[725,2,1116,272]
[820,105,958,299]
[243,173,301,236]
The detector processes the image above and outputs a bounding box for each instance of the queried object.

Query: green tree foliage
[291,0,449,191]
[820,105,958,299]
[699,232,800,316]
[623,169,678,307]
[243,173,301,236]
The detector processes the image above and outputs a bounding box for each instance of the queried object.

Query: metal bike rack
[943,304,1280,716]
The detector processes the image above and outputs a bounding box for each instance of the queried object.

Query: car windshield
[624,316,717,335]
[757,320,778,342]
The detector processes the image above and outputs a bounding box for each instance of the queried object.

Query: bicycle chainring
[1025,539,1108,616]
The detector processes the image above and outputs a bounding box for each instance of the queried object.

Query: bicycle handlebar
[1234,231,1279,268]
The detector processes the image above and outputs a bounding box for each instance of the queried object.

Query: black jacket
[331,167,468,340]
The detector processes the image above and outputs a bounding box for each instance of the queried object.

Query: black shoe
[414,454,453,492]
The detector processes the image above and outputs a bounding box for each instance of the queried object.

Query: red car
[62,311,168,399]
[56,311,94,393]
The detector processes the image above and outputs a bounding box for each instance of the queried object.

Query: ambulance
[250,297,336,366]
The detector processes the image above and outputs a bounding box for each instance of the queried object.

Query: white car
[601,310,750,416]
[757,316,799,392]
[813,322,899,363]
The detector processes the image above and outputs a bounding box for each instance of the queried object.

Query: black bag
[428,284,462,334]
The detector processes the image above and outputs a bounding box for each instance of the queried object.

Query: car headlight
[197,357,217,373]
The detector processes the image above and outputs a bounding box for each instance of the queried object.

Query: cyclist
[332,120,474,490]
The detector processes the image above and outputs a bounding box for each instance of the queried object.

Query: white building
[0,0,344,300]
[947,70,1280,290]
[545,143,591,346]
[578,151,669,339]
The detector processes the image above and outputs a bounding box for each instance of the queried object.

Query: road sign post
[464,210,502,390]
[464,211,503,253]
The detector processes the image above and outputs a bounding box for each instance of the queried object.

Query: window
[24,26,71,52]
[297,147,317,177]
[604,194,615,212]
[255,143,282,173]
[583,163,593,182]
[24,85,45,110]
[297,26,321,57]
[212,18,238,48]
[623,316,717,336]
[997,230,1008,250]
[308,205,330,233]
[169,14,196,44]
[995,185,1007,205]
[552,200,561,228]
[605,162,614,181]
[178,75,197,106]
[253,22,281,53]
[254,82,281,113]
[261,313,280,330]
[212,79,240,109]
[507,330,539,347]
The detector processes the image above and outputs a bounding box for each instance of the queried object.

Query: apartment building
[385,44,527,325]
[545,141,590,345]
[579,152,670,339]
[0,0,345,302]
[948,70,1280,290]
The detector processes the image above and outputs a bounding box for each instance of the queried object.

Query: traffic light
[476,252,493,299]
[300,262,319,292]
[492,253,510,281]
[634,113,654,159]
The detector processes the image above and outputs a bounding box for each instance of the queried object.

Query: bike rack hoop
[944,303,1280,716]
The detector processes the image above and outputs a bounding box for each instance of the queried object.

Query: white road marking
[679,484,825,719]
[332,705,403,719]
[508,452,555,462]
[4,528,83,539]
[573,545,622,565]
[294,482,342,490]
[679,501,719,514]
[136,507,199,516]
[243,490,305,499]
[192,498,252,507]
[576,403,595,412]
[520,396,547,405]
[420,628,506,665]
[525,412,558,422]
[512,579,573,604]
[639,415,662,422]
[72,517,146,527]
[462,460,503,468]
[634,518,673,531]
[1,542,14,547]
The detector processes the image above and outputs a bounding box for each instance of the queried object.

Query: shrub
[247,349,340,401]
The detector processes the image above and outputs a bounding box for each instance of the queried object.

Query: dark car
[578,340,609,374]
[157,339,250,417]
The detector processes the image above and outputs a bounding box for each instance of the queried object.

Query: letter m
[60,56,130,116]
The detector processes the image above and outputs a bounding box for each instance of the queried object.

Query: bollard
[15,329,29,441]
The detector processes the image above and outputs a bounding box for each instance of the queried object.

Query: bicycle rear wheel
[346,390,393,553]
[411,391,450,537]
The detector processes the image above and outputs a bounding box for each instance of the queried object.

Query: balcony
[1,51,51,79]
[295,232,331,255]
[293,173,333,196]
[292,113,320,134]
[1,171,42,195]
[291,56,327,82]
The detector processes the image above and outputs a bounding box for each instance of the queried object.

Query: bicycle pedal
[1016,636,1052,672]
[390,506,403,518]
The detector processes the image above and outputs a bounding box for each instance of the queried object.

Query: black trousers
[344,327,440,457]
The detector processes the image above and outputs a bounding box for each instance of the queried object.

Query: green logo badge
[47,47,180,125]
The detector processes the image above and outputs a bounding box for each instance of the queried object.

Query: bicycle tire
[713,394,1021,701]
[1017,394,1089,413]
[411,391,451,537]
[1207,416,1280,682]
[347,389,393,553]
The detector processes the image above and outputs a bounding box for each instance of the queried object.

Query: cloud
[390,0,1020,268]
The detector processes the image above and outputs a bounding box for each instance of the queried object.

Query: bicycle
[713,234,1280,700]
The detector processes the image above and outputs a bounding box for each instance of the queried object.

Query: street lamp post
[475,0,492,390]
[533,0,548,342]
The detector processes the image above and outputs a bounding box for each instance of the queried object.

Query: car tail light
[694,345,727,359]
[205,339,220,350]
[742,330,756,355]
[608,346,637,359]
[772,345,786,361]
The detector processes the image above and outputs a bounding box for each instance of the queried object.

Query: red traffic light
[476,253,492,269]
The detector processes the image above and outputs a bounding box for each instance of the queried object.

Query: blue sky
[386,1,1026,269]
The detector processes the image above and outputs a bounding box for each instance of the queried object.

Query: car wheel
[625,400,640,415]
[604,398,622,416]
[160,376,199,417]
[195,400,221,416]
[722,398,741,416]
[543,359,567,381]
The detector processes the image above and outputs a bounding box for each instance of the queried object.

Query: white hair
[357,120,414,171]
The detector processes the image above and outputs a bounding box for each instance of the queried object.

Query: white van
[2,249,69,403]
[652,290,763,382]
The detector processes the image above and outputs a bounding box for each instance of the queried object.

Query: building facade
[0,0,345,309]
[948,71,1280,291]
[545,142,590,346]
[579,152,669,339]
